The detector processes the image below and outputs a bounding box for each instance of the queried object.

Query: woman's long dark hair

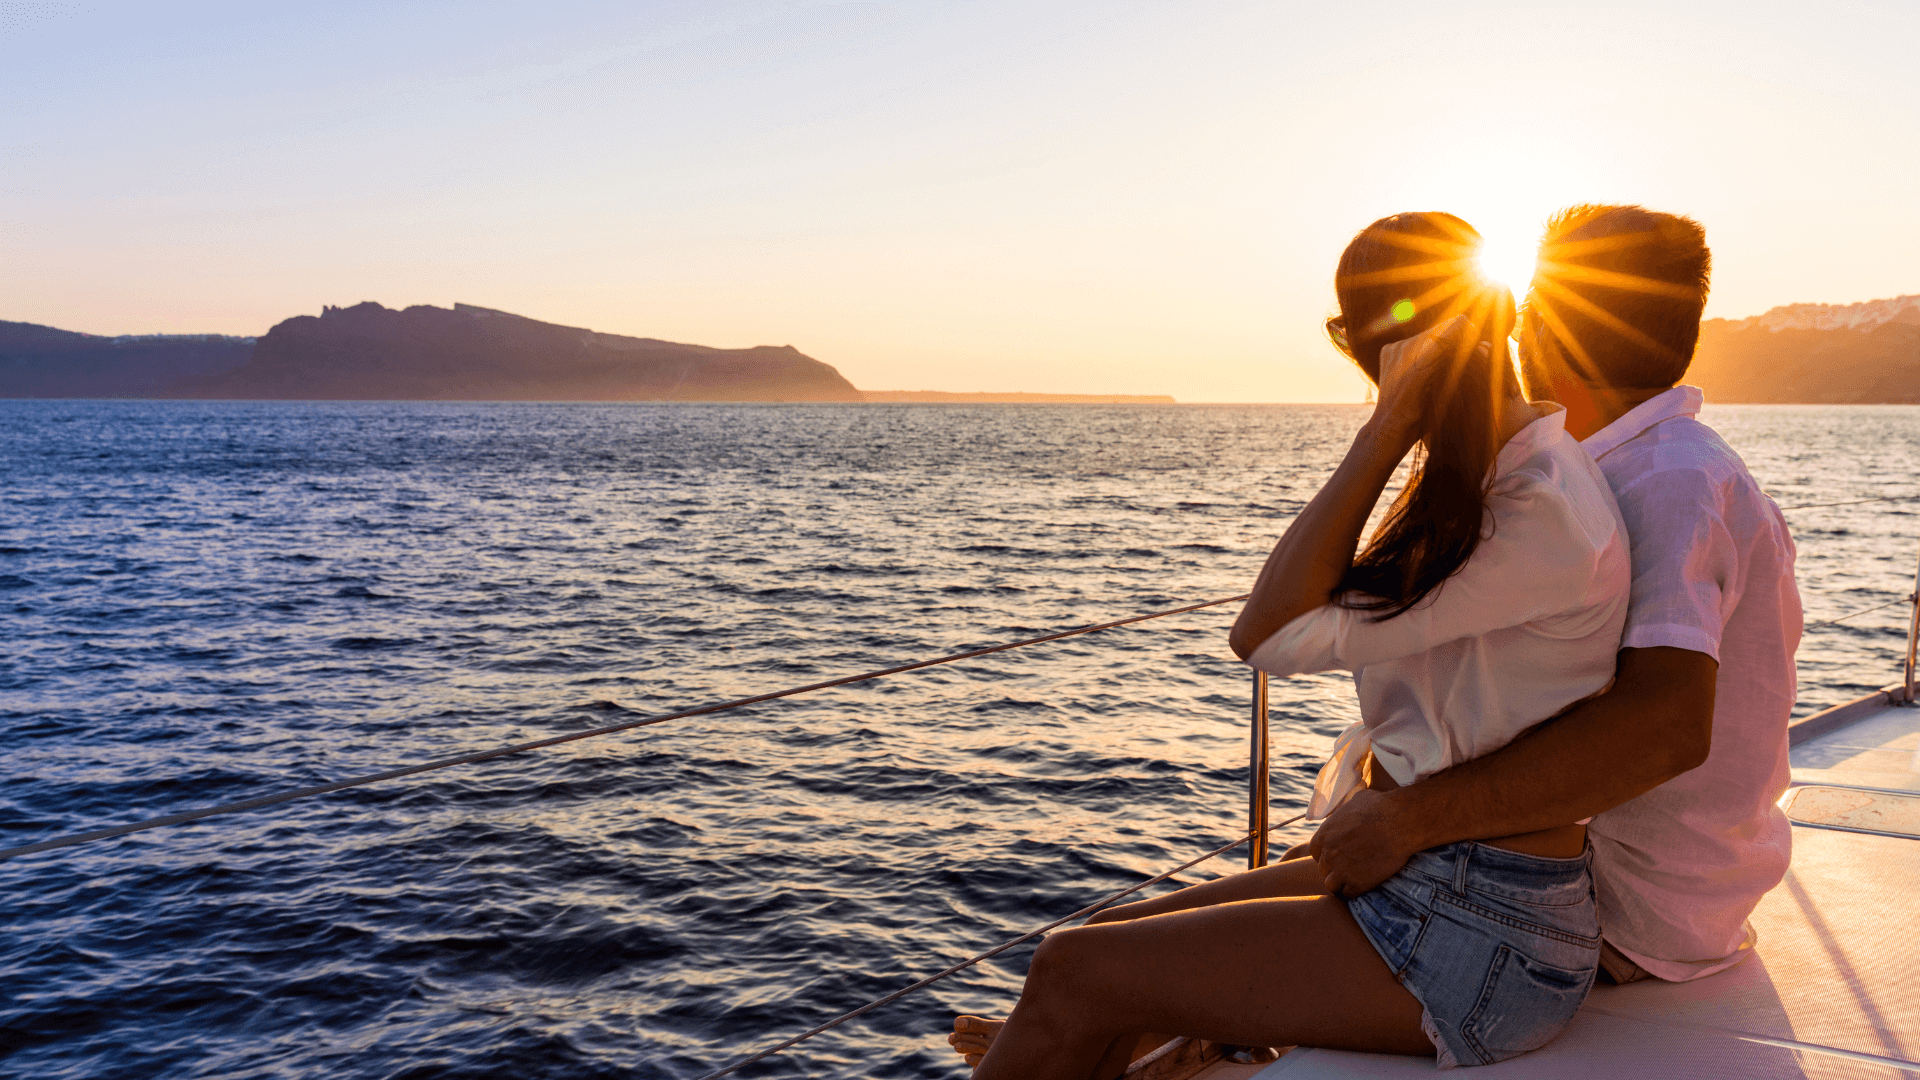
[1328,212,1519,619]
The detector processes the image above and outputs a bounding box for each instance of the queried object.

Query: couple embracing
[952,205,1800,1075]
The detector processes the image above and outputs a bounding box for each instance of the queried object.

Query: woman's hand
[1366,316,1488,451]
[1228,316,1482,659]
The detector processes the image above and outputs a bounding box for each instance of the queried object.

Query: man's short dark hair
[1527,204,1710,390]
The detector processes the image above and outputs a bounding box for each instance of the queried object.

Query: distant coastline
[860,390,1175,404]
[5,293,1917,404]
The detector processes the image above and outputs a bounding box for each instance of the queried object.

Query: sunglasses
[1326,316,1352,358]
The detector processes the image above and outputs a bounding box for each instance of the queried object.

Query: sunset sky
[2,1,1914,402]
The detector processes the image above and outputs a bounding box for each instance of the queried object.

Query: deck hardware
[1249,670,1271,869]
[1906,550,1919,704]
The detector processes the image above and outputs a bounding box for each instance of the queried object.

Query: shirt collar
[1580,385,1703,461]
[1496,404,1569,476]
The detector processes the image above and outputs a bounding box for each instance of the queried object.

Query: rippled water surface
[2,401,1916,1079]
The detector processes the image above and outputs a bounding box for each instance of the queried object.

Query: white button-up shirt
[1248,409,1631,817]
[1583,385,1801,982]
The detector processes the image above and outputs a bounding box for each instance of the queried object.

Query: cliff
[0,321,254,398]
[1689,295,1920,404]
[181,302,862,402]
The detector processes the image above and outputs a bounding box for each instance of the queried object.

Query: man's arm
[1308,645,1716,896]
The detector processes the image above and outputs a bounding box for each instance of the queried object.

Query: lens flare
[1390,299,1416,323]
[1477,236,1538,293]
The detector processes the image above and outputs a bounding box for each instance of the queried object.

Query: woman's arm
[1228,318,1472,660]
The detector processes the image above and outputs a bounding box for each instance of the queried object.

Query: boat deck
[1789,686,1920,797]
[1220,693,1920,1079]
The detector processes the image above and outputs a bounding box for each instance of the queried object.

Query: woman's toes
[949,1014,1005,1059]
[965,1053,983,1067]
[954,1015,1004,1035]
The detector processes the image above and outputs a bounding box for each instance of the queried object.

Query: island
[179,302,863,402]
[0,302,1172,403]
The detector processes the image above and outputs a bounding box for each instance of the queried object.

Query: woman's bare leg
[950,859,1352,1069]
[972,891,1430,1080]
[1084,856,1329,925]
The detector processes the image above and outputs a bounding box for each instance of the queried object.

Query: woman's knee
[1025,930,1077,986]
[1020,930,1128,1036]
[1026,927,1107,996]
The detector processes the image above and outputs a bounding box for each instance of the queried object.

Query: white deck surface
[1246,701,1920,1079]
[1790,699,1920,794]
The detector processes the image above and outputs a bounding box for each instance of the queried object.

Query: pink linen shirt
[1247,409,1631,816]
[1582,385,1801,982]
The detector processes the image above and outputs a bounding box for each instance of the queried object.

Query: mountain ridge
[1713,294,1920,333]
[179,301,862,401]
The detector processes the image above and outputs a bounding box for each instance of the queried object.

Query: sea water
[1,401,1915,1079]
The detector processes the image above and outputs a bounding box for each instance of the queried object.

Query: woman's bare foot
[948,1015,1004,1067]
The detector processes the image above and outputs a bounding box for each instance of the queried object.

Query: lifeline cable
[1806,594,1917,629]
[0,592,1250,863]
[691,813,1309,1080]
[1775,494,1917,512]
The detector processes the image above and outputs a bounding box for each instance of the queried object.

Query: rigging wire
[0,593,1250,864]
[1806,594,1917,630]
[1775,494,1917,512]
[1770,493,1919,627]
[691,814,1308,1080]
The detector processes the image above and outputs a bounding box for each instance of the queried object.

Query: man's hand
[1304,649,1718,898]
[1308,787,1427,898]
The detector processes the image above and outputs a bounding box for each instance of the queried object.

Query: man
[1309,204,1802,984]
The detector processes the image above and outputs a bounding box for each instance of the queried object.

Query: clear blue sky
[2,1,1914,400]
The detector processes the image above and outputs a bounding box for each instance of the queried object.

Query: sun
[1476,233,1539,295]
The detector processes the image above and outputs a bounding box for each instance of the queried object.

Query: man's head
[1519,205,1710,432]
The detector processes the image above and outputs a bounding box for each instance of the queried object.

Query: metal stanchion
[1248,670,1270,869]
[1905,544,1919,705]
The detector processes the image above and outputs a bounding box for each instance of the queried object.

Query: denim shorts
[1347,841,1601,1068]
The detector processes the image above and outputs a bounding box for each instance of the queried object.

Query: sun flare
[1477,234,1539,296]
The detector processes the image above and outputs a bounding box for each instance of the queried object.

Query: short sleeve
[1612,468,1738,661]
[1246,475,1606,677]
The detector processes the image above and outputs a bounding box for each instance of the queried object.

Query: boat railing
[1905,544,1919,704]
[1248,671,1271,870]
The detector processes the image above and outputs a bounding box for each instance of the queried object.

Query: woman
[951,213,1629,1075]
